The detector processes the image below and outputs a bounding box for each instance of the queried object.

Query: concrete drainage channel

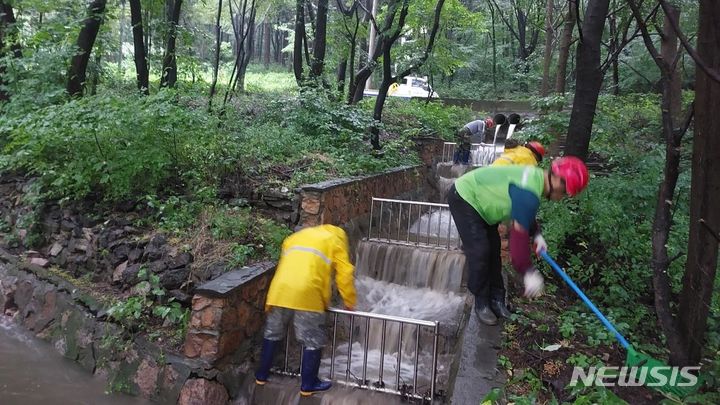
[257,197,467,403]
[250,152,505,403]
[0,142,506,404]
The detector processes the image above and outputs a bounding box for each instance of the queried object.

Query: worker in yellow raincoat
[255,224,356,396]
[492,140,546,167]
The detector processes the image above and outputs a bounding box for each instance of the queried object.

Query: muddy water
[0,317,148,405]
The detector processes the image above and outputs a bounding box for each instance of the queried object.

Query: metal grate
[367,197,461,250]
[276,308,441,401]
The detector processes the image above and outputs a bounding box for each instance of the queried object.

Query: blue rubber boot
[255,339,278,385]
[299,348,331,396]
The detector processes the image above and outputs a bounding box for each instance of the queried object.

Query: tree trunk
[129,0,149,94]
[370,0,444,149]
[89,44,102,95]
[366,0,379,90]
[627,0,691,366]
[118,0,125,71]
[263,19,271,67]
[0,1,21,102]
[565,0,610,160]
[337,58,347,95]
[160,0,182,88]
[144,7,151,63]
[516,8,528,61]
[293,0,305,83]
[236,2,256,92]
[661,4,682,123]
[310,0,329,79]
[609,2,619,95]
[555,0,576,94]
[540,0,554,96]
[67,0,108,97]
[678,0,720,366]
[208,0,223,110]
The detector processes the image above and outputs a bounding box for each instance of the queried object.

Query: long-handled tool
[540,251,701,398]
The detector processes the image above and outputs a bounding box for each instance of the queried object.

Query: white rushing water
[408,209,459,240]
[355,240,465,292]
[321,276,465,394]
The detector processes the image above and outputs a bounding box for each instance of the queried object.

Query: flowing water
[0,317,147,405]
[321,276,465,395]
[355,240,465,292]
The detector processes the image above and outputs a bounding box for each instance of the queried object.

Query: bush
[380,97,475,140]
[1,91,237,203]
[533,94,691,338]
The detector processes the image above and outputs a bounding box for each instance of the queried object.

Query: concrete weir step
[243,375,410,405]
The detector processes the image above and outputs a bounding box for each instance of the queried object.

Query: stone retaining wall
[0,252,192,402]
[183,262,274,365]
[297,165,427,228]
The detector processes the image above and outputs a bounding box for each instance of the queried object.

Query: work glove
[533,233,548,256]
[523,268,544,298]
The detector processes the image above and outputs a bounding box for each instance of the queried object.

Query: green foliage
[380,97,475,140]
[531,94,570,115]
[206,205,291,261]
[532,95,690,343]
[2,91,237,203]
[107,266,189,331]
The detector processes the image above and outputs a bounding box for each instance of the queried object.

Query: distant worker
[492,140,546,167]
[447,157,589,325]
[454,118,495,165]
[255,224,356,396]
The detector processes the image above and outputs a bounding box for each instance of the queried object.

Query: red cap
[526,141,546,160]
[485,117,495,129]
[551,156,589,196]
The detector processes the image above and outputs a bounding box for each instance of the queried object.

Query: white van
[364,76,440,99]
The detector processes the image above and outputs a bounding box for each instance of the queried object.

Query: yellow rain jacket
[265,225,356,313]
[492,146,540,166]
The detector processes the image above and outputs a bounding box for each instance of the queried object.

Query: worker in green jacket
[447,157,589,325]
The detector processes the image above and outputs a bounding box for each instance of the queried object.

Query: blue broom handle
[540,251,631,350]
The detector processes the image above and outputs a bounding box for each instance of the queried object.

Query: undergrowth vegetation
[490,93,720,404]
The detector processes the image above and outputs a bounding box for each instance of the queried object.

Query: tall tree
[486,0,498,93]
[262,18,271,67]
[292,0,307,82]
[489,0,541,63]
[160,0,183,88]
[222,0,257,106]
[0,0,22,102]
[369,0,445,150]
[627,0,690,367]
[677,0,720,366]
[309,0,328,78]
[208,0,223,110]
[607,0,618,94]
[118,0,126,71]
[336,0,361,101]
[349,0,407,104]
[539,0,555,96]
[555,0,575,93]
[629,0,720,367]
[66,0,108,97]
[564,0,610,160]
[129,0,149,94]
[660,3,681,122]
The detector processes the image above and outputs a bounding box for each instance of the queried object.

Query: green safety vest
[454,165,545,225]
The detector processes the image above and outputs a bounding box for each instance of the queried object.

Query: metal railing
[277,308,441,401]
[441,142,502,167]
[368,197,460,250]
